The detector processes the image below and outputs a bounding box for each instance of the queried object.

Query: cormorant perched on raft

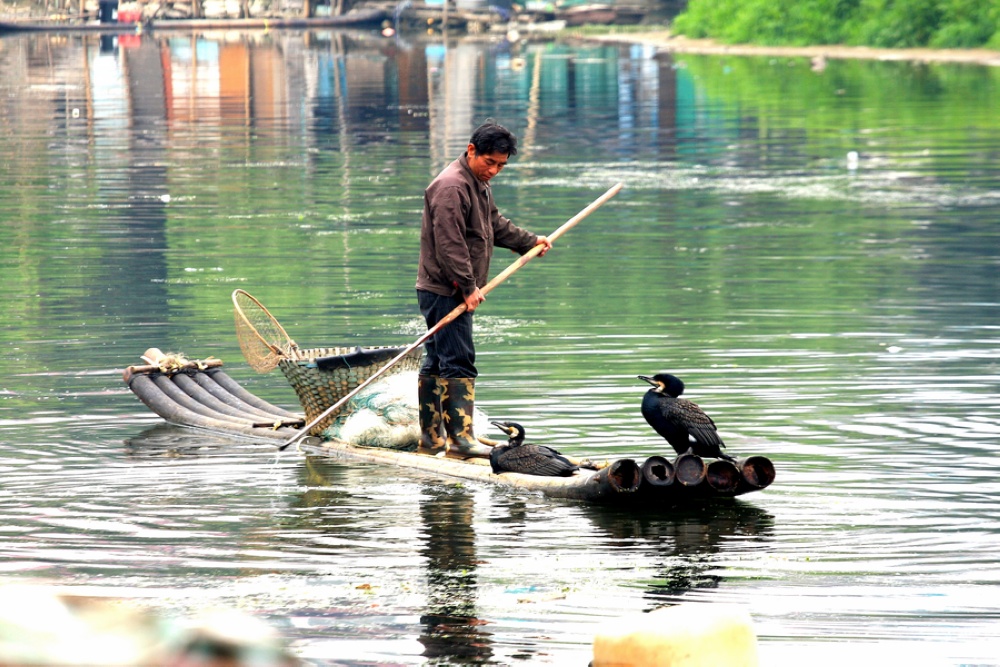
[638,373,735,461]
[489,421,579,477]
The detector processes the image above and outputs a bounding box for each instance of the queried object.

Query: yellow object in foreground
[592,603,758,667]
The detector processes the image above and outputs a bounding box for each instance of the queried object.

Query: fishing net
[232,289,300,373]
[319,372,493,450]
[278,345,424,435]
[321,372,420,449]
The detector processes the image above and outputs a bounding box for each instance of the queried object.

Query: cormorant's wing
[676,399,725,447]
[529,446,580,476]
[498,445,579,476]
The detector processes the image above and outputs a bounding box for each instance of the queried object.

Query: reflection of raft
[123,349,775,508]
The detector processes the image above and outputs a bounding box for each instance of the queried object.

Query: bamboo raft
[123,350,775,508]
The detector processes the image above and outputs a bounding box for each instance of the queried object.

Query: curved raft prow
[123,350,775,507]
[124,354,306,442]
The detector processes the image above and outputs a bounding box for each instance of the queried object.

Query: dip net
[232,288,424,435]
[232,289,300,373]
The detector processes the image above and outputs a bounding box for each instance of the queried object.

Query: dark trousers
[417,289,477,378]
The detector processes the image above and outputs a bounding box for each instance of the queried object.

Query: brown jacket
[416,154,538,298]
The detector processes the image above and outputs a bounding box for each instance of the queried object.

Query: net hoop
[232,289,299,373]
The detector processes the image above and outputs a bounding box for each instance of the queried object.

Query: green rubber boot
[417,375,446,456]
[440,377,492,460]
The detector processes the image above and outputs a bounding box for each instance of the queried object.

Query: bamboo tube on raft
[190,371,302,422]
[206,369,304,420]
[673,452,707,486]
[582,458,642,500]
[182,368,303,426]
[706,459,742,494]
[681,456,777,499]
[128,375,302,440]
[641,455,675,487]
[740,456,776,489]
[124,349,299,424]
[150,374,259,428]
[172,373,281,423]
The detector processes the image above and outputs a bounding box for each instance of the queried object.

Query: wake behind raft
[123,346,775,508]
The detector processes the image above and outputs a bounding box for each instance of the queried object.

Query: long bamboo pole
[278,182,624,451]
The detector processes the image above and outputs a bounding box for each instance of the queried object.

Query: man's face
[467,145,509,183]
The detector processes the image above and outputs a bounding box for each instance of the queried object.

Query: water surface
[1,29,999,665]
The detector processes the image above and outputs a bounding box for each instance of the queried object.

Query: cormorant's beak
[490,420,513,436]
[637,375,663,392]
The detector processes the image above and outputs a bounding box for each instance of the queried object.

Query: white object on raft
[325,371,492,449]
[592,603,758,667]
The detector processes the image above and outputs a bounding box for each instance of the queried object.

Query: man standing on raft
[416,120,552,459]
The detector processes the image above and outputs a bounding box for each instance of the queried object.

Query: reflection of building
[82,37,171,325]
[308,33,421,140]
[395,42,432,133]
[164,36,290,128]
[418,40,687,166]
[426,41,477,169]
[3,30,717,180]
[4,32,700,208]
[164,38,219,125]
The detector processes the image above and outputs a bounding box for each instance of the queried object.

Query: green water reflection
[1,29,999,665]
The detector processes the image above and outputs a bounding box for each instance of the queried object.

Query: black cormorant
[489,421,579,477]
[638,373,734,461]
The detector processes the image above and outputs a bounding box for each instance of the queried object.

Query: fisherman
[416,120,552,459]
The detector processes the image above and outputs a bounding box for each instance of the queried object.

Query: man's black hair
[469,120,518,157]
